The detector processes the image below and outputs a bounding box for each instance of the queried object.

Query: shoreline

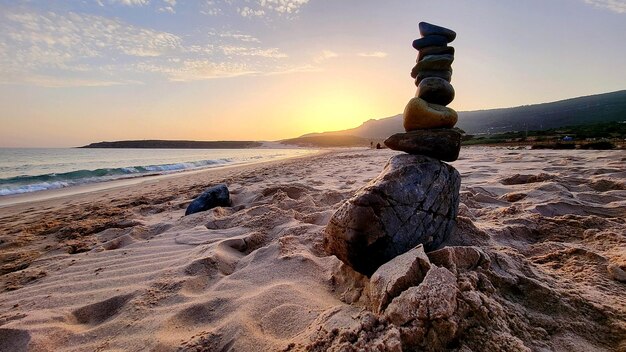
[0,148,324,208]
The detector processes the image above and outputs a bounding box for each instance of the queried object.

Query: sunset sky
[1,0,625,147]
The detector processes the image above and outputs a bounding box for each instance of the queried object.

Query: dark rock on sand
[416,77,455,106]
[324,154,460,275]
[412,35,449,50]
[418,22,457,42]
[185,184,231,216]
[417,46,455,62]
[385,129,461,162]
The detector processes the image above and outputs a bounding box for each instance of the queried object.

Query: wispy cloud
[158,0,177,13]
[109,0,151,6]
[314,50,339,63]
[212,31,261,43]
[202,0,223,15]
[134,59,317,82]
[135,60,256,81]
[256,0,310,14]
[0,8,299,86]
[2,11,181,59]
[357,51,388,58]
[222,46,288,58]
[4,75,143,88]
[583,0,626,13]
[204,0,309,19]
[238,6,266,18]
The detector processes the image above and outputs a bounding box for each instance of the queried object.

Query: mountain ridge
[300,90,626,139]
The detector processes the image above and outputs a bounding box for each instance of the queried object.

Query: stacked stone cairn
[324,22,461,276]
[385,22,461,161]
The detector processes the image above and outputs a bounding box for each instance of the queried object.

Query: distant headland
[79,140,263,149]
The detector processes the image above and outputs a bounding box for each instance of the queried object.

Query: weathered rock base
[384,129,461,162]
[308,246,500,352]
[323,154,460,275]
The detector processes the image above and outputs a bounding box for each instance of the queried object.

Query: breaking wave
[0,158,231,196]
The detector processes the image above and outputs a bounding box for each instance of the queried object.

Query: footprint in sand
[181,232,270,294]
[71,293,135,326]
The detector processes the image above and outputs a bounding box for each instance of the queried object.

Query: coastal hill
[80,140,262,149]
[294,90,626,142]
[80,90,626,149]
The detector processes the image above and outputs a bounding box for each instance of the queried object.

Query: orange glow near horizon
[282,86,396,136]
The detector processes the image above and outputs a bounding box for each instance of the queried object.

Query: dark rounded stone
[411,63,419,79]
[417,54,454,71]
[416,77,455,106]
[419,22,457,42]
[418,46,455,62]
[384,129,462,162]
[323,154,460,276]
[415,69,452,85]
[412,35,448,50]
[185,184,231,215]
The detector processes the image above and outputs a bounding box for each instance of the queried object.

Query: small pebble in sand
[607,263,626,282]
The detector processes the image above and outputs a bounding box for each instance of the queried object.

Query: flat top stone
[419,22,456,42]
[384,129,461,162]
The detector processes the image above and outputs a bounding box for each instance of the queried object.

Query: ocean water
[0,148,315,196]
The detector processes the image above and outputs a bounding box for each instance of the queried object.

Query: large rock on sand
[185,184,230,216]
[324,155,461,275]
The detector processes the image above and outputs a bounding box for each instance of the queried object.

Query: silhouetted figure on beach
[376,143,382,149]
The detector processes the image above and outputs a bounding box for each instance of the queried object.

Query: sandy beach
[0,147,625,351]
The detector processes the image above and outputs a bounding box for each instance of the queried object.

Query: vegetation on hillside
[463,121,626,149]
[280,135,374,147]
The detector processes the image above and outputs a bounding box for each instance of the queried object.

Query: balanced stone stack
[385,22,461,162]
[324,22,461,276]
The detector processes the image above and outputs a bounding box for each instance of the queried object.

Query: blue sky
[1,0,625,147]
